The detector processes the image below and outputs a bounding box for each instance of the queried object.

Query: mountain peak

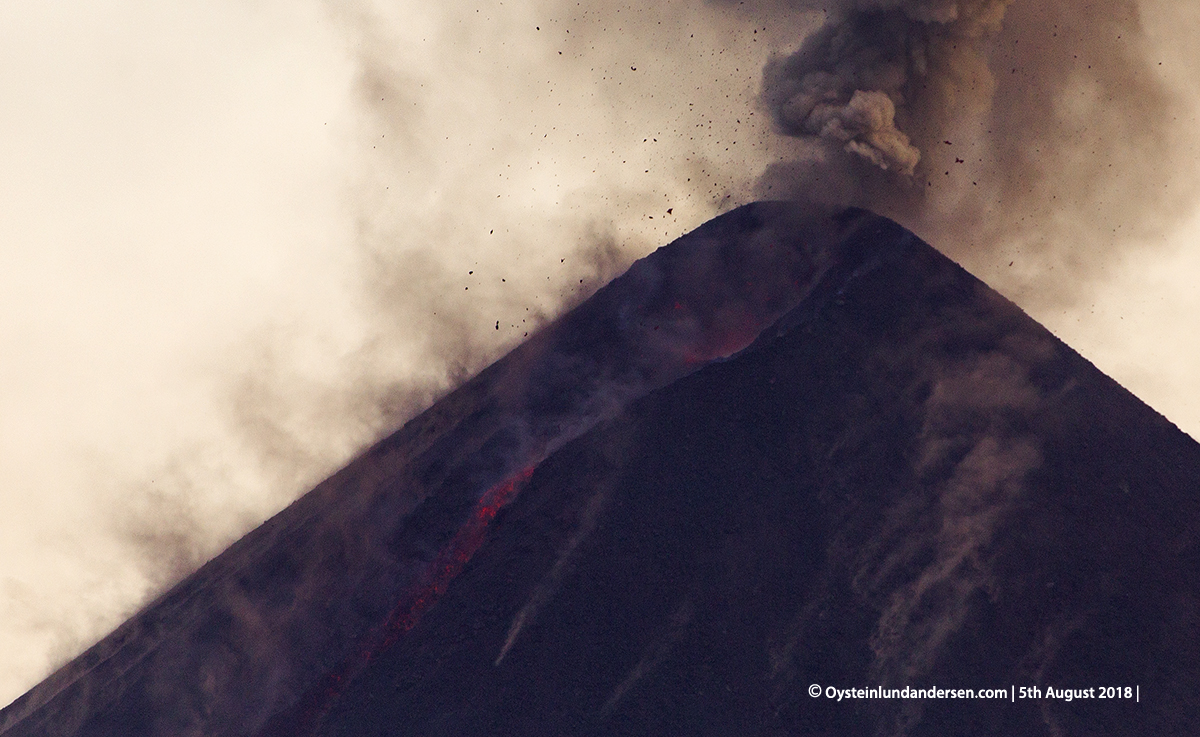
[5,202,1197,736]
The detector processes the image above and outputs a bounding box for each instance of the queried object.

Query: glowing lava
[259,465,537,737]
[383,466,536,643]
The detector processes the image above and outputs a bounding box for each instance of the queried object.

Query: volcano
[2,202,1197,736]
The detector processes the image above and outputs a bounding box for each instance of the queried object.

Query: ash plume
[762,0,1010,176]
[749,0,1198,303]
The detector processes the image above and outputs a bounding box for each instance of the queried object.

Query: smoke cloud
[750,0,1198,308]
[764,0,1011,176]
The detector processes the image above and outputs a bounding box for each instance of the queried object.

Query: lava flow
[258,465,537,737]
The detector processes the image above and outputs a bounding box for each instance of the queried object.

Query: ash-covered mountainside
[0,202,906,737]
[5,202,1198,737]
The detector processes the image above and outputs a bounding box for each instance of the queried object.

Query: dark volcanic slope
[306,212,1200,736]
[5,202,1198,736]
[1,202,901,737]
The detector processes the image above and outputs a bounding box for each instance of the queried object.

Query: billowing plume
[748,0,1198,310]
[764,0,1011,175]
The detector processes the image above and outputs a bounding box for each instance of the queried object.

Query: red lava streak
[258,465,536,737]
[383,465,536,643]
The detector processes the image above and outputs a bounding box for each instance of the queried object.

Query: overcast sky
[1,0,1197,707]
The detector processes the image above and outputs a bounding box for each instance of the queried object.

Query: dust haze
[1,0,1198,708]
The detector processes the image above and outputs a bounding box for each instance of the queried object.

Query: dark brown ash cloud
[745,0,1197,305]
[761,0,1013,176]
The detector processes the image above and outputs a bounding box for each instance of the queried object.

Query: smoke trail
[495,465,616,666]
[599,598,694,718]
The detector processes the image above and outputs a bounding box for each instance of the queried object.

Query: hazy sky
[1,0,1197,707]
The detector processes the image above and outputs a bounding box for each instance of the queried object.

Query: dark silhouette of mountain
[3,202,1197,736]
